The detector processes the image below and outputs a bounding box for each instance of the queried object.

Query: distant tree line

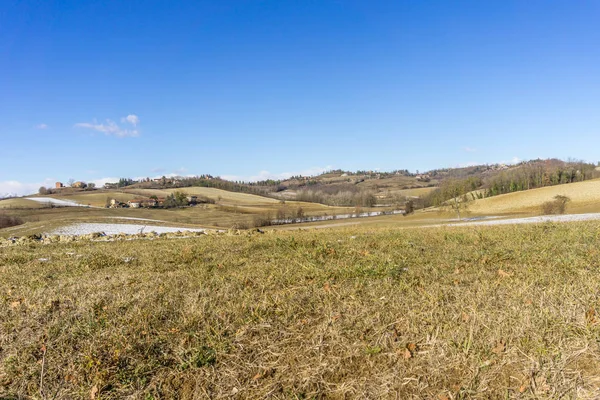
[422,159,600,206]
[295,184,377,207]
[483,160,598,197]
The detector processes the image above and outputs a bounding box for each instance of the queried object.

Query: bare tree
[439,179,472,220]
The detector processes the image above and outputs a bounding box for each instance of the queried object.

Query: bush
[252,213,273,227]
[541,195,570,215]
[0,213,24,229]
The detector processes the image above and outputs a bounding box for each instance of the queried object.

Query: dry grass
[469,179,600,215]
[2,222,600,398]
[46,192,141,207]
[161,187,280,205]
[389,187,437,198]
[0,198,48,209]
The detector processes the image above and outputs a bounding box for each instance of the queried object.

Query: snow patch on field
[449,213,600,227]
[26,197,88,207]
[50,223,204,236]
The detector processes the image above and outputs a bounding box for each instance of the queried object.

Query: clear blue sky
[1,0,599,195]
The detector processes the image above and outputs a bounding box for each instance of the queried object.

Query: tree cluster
[483,161,598,197]
[295,188,376,207]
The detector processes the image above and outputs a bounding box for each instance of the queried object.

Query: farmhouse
[186,195,198,205]
[128,199,143,208]
[109,199,124,208]
[126,198,163,208]
[55,182,64,188]
[72,181,87,189]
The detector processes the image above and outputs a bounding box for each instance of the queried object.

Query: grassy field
[469,179,600,215]
[2,222,600,398]
[0,198,49,209]
[388,186,437,198]
[45,192,141,208]
[161,187,280,205]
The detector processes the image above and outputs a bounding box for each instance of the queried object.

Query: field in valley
[2,222,600,398]
[0,188,361,237]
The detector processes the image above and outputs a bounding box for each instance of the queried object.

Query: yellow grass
[0,198,48,209]
[469,179,600,215]
[47,192,141,207]
[161,187,280,205]
[3,222,600,398]
[389,187,436,197]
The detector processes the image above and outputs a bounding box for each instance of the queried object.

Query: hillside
[468,178,600,215]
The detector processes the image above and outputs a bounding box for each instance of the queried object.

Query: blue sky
[1,1,599,195]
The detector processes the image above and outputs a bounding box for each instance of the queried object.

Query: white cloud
[35,123,49,130]
[457,161,479,168]
[121,114,140,127]
[0,178,57,198]
[74,115,141,137]
[463,147,477,153]
[498,156,521,165]
[89,177,121,188]
[221,165,334,182]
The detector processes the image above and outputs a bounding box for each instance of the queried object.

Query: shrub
[252,213,273,227]
[0,213,24,229]
[541,195,570,215]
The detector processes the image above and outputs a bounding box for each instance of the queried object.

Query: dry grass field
[45,192,141,208]
[469,179,600,215]
[388,186,437,198]
[161,187,280,205]
[2,222,600,398]
[0,198,49,209]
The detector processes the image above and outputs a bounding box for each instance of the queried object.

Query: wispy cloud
[89,177,121,188]
[463,147,477,153]
[35,123,49,130]
[74,114,141,137]
[221,165,334,182]
[500,156,521,165]
[457,161,479,168]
